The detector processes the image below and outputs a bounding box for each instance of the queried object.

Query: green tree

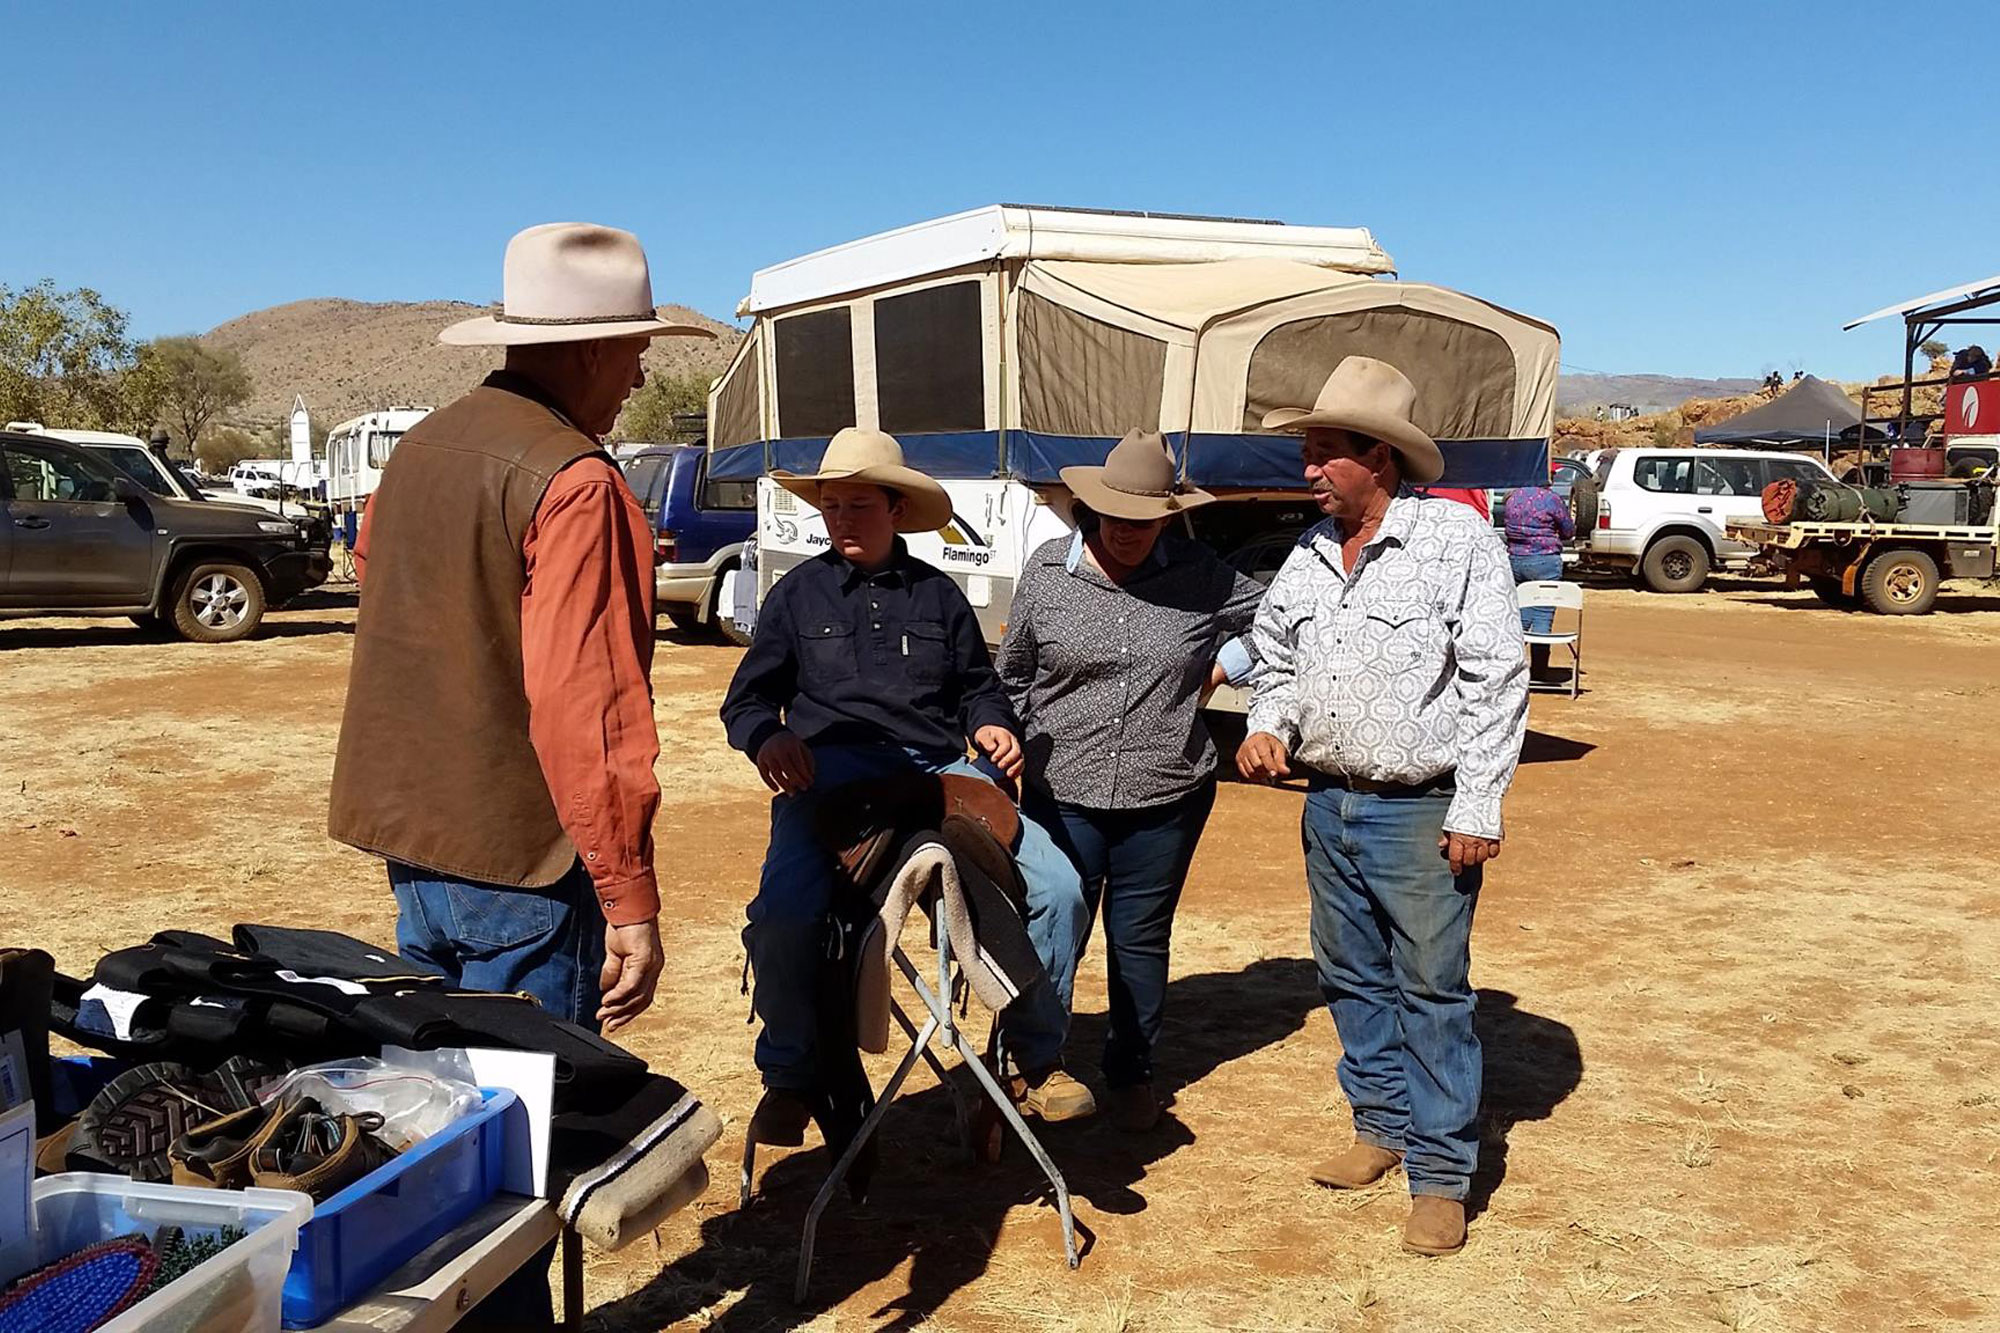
[0,280,136,428]
[194,425,263,474]
[140,337,252,455]
[615,371,709,443]
[1919,338,1949,361]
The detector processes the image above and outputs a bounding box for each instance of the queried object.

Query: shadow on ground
[0,617,353,649]
[1469,988,1583,1221]
[1520,729,1596,765]
[589,958,1319,1332]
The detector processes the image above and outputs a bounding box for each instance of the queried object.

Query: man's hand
[754,730,816,795]
[974,726,1025,782]
[1439,832,1502,876]
[598,917,663,1034]
[1236,731,1291,783]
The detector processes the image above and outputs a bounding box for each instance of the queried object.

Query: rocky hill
[203,298,742,430]
[1556,372,1762,416]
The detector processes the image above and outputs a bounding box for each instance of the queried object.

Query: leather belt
[1306,768,1455,797]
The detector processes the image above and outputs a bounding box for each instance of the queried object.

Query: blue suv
[618,445,755,643]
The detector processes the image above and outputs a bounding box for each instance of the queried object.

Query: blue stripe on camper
[1183,433,1551,490]
[710,432,1552,490]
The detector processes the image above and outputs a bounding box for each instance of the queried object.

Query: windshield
[164,458,209,500]
[95,446,176,497]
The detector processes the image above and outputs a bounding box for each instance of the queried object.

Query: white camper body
[712,205,1560,700]
[324,407,433,506]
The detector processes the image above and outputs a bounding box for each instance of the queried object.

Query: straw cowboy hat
[771,427,953,533]
[1260,356,1446,485]
[1060,430,1215,522]
[439,223,716,347]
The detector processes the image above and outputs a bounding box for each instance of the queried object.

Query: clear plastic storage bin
[30,1173,312,1333]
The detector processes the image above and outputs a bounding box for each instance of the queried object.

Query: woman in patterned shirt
[996,431,1264,1131]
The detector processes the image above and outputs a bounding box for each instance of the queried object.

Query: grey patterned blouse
[996,532,1265,810]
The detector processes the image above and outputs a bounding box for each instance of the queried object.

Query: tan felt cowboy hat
[439,222,717,347]
[1261,356,1446,485]
[1060,430,1215,522]
[771,427,953,533]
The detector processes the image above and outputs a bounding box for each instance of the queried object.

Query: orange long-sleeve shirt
[354,454,662,924]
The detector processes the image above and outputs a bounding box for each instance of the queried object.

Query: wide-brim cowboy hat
[1260,356,1446,485]
[771,427,953,533]
[439,222,717,347]
[1060,429,1215,522]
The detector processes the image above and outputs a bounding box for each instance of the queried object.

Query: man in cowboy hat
[721,428,1095,1143]
[1237,356,1528,1256]
[331,222,714,1037]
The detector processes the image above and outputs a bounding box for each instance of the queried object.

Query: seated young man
[720,428,1095,1143]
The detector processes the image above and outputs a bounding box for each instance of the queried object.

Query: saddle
[814,772,1021,893]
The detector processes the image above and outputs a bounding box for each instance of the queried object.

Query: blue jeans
[1302,782,1482,1200]
[389,859,606,1029]
[1029,781,1217,1089]
[1510,551,1563,634]
[746,743,1088,1087]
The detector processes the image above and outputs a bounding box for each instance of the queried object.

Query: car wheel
[1568,476,1600,533]
[170,562,266,643]
[1639,535,1711,593]
[1859,548,1939,615]
[1807,575,1858,609]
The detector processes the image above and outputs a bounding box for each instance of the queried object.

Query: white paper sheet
[463,1049,555,1198]
[0,1100,36,1285]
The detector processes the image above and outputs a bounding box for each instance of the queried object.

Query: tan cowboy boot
[1402,1196,1468,1256]
[1308,1142,1403,1189]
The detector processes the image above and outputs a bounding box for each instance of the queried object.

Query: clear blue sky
[5,1,1993,382]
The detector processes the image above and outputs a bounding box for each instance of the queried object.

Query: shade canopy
[1691,375,1883,446]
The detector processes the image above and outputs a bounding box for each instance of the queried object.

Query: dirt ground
[4,576,1999,1332]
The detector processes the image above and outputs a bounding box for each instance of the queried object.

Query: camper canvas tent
[1692,375,1882,447]
[708,205,1559,492]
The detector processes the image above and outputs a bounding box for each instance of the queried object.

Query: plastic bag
[258,1051,481,1151]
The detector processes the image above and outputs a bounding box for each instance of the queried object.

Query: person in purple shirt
[1501,482,1574,682]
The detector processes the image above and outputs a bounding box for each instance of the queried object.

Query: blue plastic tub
[280,1087,516,1328]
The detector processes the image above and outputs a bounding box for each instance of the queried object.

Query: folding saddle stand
[740,907,1081,1303]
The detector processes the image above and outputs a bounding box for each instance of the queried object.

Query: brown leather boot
[1308,1142,1403,1189]
[1402,1195,1467,1256]
[747,1088,812,1147]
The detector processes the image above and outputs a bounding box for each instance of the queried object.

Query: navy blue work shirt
[720,540,1018,763]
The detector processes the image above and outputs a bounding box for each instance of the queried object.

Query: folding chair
[1516,579,1584,698]
[740,892,1082,1304]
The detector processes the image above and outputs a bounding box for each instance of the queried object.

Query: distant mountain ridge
[1557,372,1762,416]
[198,297,1756,434]
[201,298,742,431]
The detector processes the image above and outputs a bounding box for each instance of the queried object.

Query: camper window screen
[874,282,983,434]
[775,307,857,439]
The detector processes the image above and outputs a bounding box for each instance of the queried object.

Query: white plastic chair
[1516,580,1583,698]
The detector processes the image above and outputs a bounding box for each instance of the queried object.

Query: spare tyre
[1568,476,1600,533]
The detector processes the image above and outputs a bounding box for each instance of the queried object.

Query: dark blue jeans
[389,859,606,1030]
[1509,550,1563,634]
[1030,780,1218,1089]
[1302,782,1481,1200]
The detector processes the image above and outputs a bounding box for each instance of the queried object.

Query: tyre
[1639,535,1711,593]
[169,561,266,642]
[1807,576,1858,609]
[1859,548,1939,615]
[1568,476,1600,534]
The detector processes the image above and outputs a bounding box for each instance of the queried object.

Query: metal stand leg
[561,1226,584,1330]
[793,912,1081,1304]
[739,1137,758,1209]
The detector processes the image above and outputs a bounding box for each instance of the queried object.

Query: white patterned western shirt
[1247,493,1529,839]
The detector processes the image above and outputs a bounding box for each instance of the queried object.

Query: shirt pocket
[1358,599,1442,667]
[800,620,858,681]
[901,620,952,686]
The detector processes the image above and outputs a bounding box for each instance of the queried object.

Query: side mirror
[112,477,145,504]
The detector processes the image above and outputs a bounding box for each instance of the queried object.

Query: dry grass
[5,577,2000,1331]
